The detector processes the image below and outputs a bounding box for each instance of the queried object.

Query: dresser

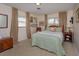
[0,37,13,53]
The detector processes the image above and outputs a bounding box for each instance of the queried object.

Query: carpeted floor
[0,39,79,56]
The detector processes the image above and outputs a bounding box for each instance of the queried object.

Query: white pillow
[50,27,56,32]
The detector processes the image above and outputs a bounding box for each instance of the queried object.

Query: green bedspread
[32,31,66,56]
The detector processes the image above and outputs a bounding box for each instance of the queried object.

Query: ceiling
[5,3,75,14]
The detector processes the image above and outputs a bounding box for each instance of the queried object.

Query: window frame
[48,17,59,26]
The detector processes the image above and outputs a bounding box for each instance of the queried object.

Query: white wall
[67,10,73,27]
[73,4,79,51]
[67,10,74,32]
[0,4,12,37]
[18,10,27,42]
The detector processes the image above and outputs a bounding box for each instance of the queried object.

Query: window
[48,18,59,26]
[18,17,26,27]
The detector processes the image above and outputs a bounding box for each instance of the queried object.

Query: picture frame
[30,16,37,27]
[30,16,33,22]
[76,8,79,23]
[0,14,8,28]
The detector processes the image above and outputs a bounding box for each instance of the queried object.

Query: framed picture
[30,16,33,22]
[30,16,37,27]
[76,8,79,23]
[0,14,8,28]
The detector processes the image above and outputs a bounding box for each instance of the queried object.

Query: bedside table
[36,27,42,32]
[64,32,72,42]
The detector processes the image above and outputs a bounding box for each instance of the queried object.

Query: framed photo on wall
[76,8,79,23]
[30,16,37,27]
[30,16,33,23]
[0,14,8,28]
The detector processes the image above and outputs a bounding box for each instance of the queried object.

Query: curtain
[59,12,67,31]
[44,14,48,30]
[26,12,31,39]
[10,7,18,44]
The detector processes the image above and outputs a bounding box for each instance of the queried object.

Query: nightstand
[36,27,42,32]
[64,32,72,42]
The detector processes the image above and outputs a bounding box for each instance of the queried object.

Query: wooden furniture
[36,27,42,32]
[64,32,72,42]
[0,37,13,53]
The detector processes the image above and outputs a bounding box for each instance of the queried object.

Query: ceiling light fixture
[36,3,40,6]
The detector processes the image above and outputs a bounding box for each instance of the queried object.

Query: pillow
[56,27,62,32]
[50,27,56,32]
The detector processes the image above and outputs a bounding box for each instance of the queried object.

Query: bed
[32,25,65,56]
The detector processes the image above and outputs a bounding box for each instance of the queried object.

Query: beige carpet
[0,39,78,56]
